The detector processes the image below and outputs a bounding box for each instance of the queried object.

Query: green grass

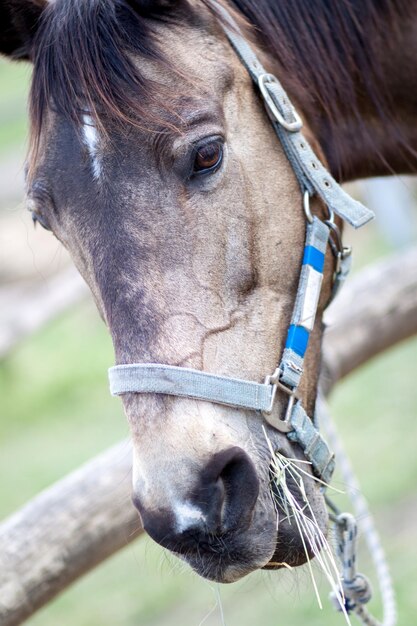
[331,338,417,507]
[0,302,128,516]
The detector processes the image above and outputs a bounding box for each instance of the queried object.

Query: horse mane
[227,0,409,121]
[29,0,410,172]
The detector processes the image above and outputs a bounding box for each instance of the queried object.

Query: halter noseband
[108,3,374,485]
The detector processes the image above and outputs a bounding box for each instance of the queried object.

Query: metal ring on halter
[303,190,313,223]
[258,74,303,132]
[304,191,335,224]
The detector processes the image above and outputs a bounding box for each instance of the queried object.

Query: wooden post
[321,244,417,393]
[0,443,141,626]
[0,267,89,360]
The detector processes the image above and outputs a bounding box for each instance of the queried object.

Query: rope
[316,391,397,626]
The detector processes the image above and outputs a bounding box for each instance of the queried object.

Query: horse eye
[32,212,52,232]
[192,140,223,176]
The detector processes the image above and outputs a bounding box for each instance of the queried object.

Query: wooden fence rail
[0,245,416,626]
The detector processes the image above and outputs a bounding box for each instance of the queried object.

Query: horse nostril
[201,447,259,533]
[131,447,259,556]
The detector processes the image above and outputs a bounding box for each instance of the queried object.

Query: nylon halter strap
[108,3,374,486]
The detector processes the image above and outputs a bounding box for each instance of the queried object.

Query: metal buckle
[258,74,303,132]
[262,368,298,433]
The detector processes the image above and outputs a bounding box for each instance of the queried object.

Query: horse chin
[185,545,276,584]
[183,506,326,583]
[177,515,278,583]
[262,482,329,572]
[262,532,314,571]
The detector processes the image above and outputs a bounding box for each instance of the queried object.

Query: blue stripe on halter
[285,324,310,357]
[302,245,325,272]
[282,233,326,358]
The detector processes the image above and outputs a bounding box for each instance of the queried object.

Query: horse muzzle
[131,446,278,581]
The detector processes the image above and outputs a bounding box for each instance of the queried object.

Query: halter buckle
[258,74,303,132]
[262,368,298,432]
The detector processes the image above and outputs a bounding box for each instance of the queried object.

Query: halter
[108,2,374,485]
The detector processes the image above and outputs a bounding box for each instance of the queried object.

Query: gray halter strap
[213,2,373,229]
[108,3,374,485]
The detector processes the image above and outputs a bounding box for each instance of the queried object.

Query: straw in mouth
[263,426,352,626]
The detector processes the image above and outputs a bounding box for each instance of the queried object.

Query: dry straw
[263,426,351,626]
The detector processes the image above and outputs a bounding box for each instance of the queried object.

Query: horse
[1,0,416,586]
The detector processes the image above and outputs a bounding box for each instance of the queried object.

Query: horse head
[0,0,371,583]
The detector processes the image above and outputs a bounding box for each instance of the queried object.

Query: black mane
[228,0,411,175]
[230,0,408,120]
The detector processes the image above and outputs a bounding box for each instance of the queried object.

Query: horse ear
[0,0,47,61]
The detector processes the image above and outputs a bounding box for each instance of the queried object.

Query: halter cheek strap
[108,3,374,485]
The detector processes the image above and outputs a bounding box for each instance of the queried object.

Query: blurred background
[1,57,417,626]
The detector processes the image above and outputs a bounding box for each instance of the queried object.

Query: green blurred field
[0,60,30,155]
[1,58,416,626]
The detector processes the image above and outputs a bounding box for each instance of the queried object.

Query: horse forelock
[28,0,196,176]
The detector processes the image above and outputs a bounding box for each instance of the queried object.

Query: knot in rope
[344,572,373,605]
[331,512,374,614]
[330,571,373,614]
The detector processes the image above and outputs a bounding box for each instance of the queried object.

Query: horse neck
[237,0,417,181]
[311,10,417,182]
